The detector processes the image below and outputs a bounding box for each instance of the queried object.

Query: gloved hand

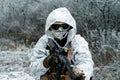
[43,55,59,68]
[73,67,85,80]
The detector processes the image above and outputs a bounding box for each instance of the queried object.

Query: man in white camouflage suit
[30,7,94,80]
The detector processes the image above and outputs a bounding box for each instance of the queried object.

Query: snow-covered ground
[0,46,120,80]
[0,72,35,80]
[0,49,35,80]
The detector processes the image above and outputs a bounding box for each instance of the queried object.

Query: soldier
[30,7,94,80]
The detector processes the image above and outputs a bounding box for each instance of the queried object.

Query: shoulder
[34,34,48,48]
[39,34,48,40]
[37,34,48,43]
[72,34,88,45]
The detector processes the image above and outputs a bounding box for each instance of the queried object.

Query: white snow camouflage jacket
[30,7,94,80]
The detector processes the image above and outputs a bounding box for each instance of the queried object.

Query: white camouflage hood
[45,7,77,47]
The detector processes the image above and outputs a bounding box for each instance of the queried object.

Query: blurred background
[0,0,120,80]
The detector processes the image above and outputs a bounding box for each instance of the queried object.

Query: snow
[0,50,36,80]
[0,71,35,80]
[0,41,119,80]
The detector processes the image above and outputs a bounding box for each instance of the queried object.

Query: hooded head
[45,7,77,47]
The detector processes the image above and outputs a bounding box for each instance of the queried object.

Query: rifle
[47,38,83,80]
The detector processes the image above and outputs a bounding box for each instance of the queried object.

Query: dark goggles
[50,24,70,30]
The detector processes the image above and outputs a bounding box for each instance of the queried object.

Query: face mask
[50,23,70,40]
[52,29,68,40]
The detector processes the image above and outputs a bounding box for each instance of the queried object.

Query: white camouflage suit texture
[30,7,94,80]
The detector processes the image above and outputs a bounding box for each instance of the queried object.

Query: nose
[58,27,63,31]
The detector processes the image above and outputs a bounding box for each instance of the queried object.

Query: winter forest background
[0,0,120,80]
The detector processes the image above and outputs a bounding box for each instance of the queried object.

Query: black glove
[43,55,59,68]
